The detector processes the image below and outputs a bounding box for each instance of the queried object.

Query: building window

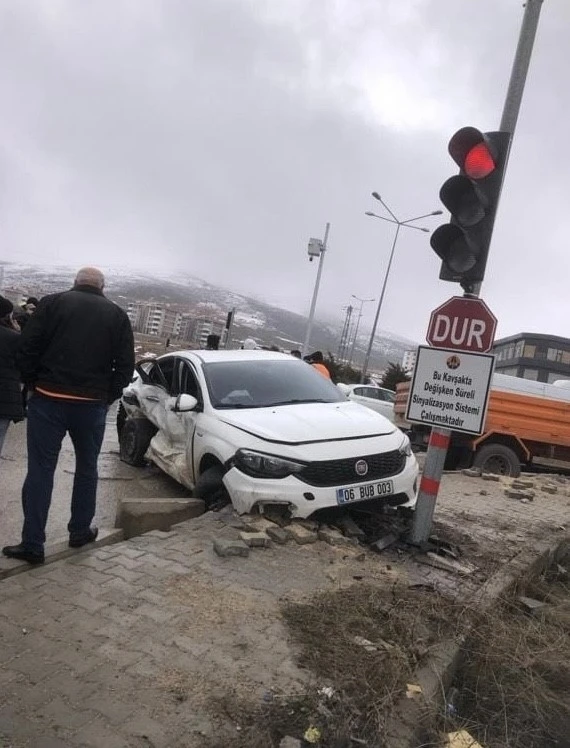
[523,344,536,358]
[499,367,518,376]
[522,368,539,380]
[514,340,524,358]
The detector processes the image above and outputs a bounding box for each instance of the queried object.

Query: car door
[165,359,204,488]
[373,388,396,422]
[137,356,178,430]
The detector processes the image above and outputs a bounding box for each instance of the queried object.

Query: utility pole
[337,304,353,363]
[348,295,374,367]
[411,0,545,545]
[303,223,330,356]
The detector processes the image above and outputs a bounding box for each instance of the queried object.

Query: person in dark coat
[14,297,39,331]
[2,268,135,565]
[0,296,24,457]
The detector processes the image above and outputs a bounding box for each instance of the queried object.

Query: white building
[402,348,417,373]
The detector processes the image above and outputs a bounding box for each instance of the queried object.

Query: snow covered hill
[0,262,417,369]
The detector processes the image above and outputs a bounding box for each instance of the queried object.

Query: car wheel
[119,418,157,467]
[116,402,127,441]
[194,465,227,506]
[472,443,521,477]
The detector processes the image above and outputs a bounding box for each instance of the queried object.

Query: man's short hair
[75,267,105,290]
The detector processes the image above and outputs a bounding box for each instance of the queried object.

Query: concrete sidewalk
[1,471,569,747]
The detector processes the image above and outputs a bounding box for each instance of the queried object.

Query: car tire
[194,465,225,503]
[119,418,157,467]
[472,443,521,477]
[116,402,127,442]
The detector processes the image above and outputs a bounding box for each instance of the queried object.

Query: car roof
[158,349,297,364]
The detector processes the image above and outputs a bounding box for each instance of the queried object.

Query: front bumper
[223,455,419,518]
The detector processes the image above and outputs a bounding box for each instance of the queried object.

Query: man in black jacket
[2,268,135,564]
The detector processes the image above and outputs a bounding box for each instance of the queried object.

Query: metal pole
[361,223,401,383]
[302,222,330,356]
[411,0,544,546]
[347,301,364,367]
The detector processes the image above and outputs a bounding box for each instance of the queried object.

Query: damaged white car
[117,350,418,518]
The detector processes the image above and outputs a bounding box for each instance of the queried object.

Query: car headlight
[234,449,306,479]
[398,433,413,458]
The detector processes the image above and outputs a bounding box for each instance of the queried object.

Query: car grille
[298,449,406,487]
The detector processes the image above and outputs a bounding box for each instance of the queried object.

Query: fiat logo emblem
[355,459,368,476]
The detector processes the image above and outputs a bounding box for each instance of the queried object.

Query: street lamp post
[360,193,442,383]
[348,294,374,367]
[303,222,330,356]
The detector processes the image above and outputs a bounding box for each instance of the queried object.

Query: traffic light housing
[431,127,510,291]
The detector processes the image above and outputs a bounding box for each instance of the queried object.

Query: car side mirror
[170,394,198,413]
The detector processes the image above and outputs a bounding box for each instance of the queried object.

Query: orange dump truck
[394,373,570,476]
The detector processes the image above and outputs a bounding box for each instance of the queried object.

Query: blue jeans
[21,394,107,552]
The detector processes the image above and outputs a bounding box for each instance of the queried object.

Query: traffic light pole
[411,0,544,545]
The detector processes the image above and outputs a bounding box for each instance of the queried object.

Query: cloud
[0,0,568,347]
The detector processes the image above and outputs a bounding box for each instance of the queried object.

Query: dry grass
[204,582,469,747]
[440,563,570,748]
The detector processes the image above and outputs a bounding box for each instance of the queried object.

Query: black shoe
[69,526,99,548]
[2,544,45,565]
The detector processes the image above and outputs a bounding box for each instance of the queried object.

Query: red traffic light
[464,143,496,179]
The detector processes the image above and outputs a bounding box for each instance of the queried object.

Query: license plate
[336,480,394,505]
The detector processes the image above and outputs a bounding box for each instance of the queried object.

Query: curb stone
[0,528,124,580]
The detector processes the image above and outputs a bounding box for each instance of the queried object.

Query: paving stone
[318,526,357,548]
[481,473,501,481]
[505,489,534,501]
[266,526,292,545]
[511,479,534,489]
[541,484,558,494]
[461,468,481,477]
[213,537,250,557]
[239,531,270,548]
[288,523,318,544]
[38,696,96,729]
[73,716,131,748]
[85,693,140,725]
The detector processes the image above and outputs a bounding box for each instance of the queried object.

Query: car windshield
[203,360,346,409]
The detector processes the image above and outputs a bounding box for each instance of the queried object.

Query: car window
[353,387,367,397]
[179,361,201,400]
[203,360,345,409]
[379,389,396,402]
[148,357,177,394]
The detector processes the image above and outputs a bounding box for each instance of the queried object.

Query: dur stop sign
[426,296,497,353]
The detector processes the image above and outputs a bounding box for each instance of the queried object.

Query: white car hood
[218,401,395,444]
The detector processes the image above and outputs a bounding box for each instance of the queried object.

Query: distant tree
[380,362,410,391]
[324,353,363,384]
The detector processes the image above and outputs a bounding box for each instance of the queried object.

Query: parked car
[118,350,418,518]
[337,383,396,422]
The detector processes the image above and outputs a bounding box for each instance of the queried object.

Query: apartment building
[492,332,570,383]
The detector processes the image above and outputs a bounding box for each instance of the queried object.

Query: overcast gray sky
[1,0,568,342]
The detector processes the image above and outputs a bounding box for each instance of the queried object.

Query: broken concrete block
[371,533,398,552]
[461,468,481,477]
[297,518,319,531]
[335,515,366,538]
[505,489,534,501]
[266,526,291,545]
[318,527,357,548]
[288,523,318,544]
[239,531,270,548]
[511,479,534,489]
[541,484,558,494]
[213,537,249,558]
[482,473,501,481]
[479,490,489,496]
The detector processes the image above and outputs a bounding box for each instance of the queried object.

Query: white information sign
[406,346,495,435]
